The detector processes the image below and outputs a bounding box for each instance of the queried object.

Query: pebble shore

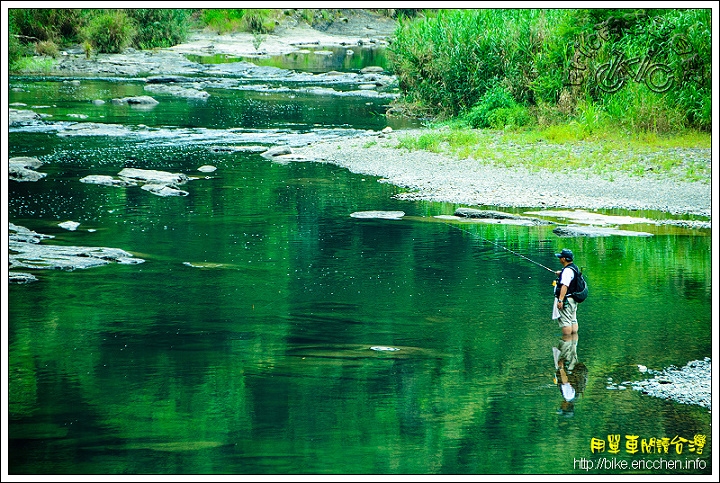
[624,358,712,410]
[293,129,712,221]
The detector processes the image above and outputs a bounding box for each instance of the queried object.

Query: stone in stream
[9,156,47,182]
[9,223,145,280]
[141,183,189,197]
[58,221,80,231]
[118,168,188,185]
[553,226,653,237]
[452,208,553,225]
[350,211,405,220]
[110,95,159,106]
[80,175,137,187]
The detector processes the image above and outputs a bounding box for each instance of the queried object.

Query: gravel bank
[629,359,711,410]
[293,129,712,221]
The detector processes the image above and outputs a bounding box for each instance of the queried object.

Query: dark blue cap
[555,248,574,261]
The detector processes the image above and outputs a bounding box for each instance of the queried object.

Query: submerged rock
[144,84,209,99]
[141,183,189,197]
[111,95,159,106]
[9,156,47,182]
[350,211,405,220]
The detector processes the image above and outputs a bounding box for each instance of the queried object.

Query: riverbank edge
[292,130,712,222]
[8,21,712,222]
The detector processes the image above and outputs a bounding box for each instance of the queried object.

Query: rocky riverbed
[607,358,712,410]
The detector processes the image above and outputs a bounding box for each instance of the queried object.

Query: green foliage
[199,9,278,34]
[390,8,711,133]
[243,9,277,34]
[10,56,55,74]
[81,10,136,53]
[126,9,192,49]
[9,8,84,43]
[35,40,60,58]
[465,85,521,128]
[201,9,245,34]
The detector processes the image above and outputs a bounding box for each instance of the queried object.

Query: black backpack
[556,264,588,303]
[568,264,588,303]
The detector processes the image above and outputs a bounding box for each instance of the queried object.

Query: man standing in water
[554,248,580,336]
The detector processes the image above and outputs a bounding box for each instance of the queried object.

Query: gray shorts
[557,297,578,327]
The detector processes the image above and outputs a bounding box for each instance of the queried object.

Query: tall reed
[389,8,711,133]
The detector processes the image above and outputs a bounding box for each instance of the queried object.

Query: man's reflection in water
[553,333,588,417]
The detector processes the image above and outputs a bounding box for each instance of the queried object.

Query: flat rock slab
[207,145,267,153]
[80,175,137,187]
[524,209,654,226]
[553,225,653,237]
[452,208,553,226]
[350,211,405,219]
[9,223,145,278]
[9,156,47,182]
[9,272,39,284]
[9,108,42,126]
[111,95,159,105]
[118,168,188,185]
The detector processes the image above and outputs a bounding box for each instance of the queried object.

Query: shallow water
[7,55,712,475]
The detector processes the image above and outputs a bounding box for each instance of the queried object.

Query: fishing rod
[441,220,557,273]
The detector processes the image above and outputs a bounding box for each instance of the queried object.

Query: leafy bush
[486,105,534,129]
[81,10,136,53]
[465,85,524,129]
[35,40,60,58]
[201,9,245,34]
[243,9,277,33]
[9,8,83,43]
[126,9,192,49]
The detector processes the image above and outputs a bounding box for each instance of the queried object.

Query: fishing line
[441,220,556,273]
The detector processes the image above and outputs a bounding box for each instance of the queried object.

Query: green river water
[6,49,712,476]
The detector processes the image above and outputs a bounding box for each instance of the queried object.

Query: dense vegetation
[388,9,711,133]
[8,8,711,135]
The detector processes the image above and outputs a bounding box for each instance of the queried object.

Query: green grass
[10,56,55,74]
[395,124,710,182]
